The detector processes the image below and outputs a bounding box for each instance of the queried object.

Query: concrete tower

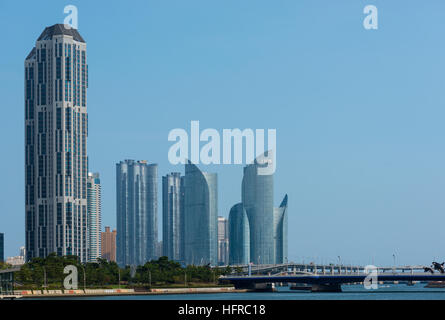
[25,24,89,262]
[87,172,101,262]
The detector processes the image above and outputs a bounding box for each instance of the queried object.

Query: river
[36,282,445,300]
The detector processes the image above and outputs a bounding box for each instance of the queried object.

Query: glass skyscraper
[242,152,275,265]
[162,172,185,262]
[228,151,288,265]
[25,24,89,262]
[184,161,218,266]
[116,160,158,266]
[0,233,4,263]
[273,195,288,264]
[87,172,101,262]
[228,204,250,265]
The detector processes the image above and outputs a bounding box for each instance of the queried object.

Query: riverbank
[13,286,245,298]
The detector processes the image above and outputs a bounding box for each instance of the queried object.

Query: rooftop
[37,24,85,43]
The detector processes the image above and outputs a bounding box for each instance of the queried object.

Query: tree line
[13,253,240,289]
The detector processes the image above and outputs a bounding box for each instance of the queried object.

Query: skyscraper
[217,217,229,265]
[25,24,89,262]
[20,246,26,260]
[228,203,250,265]
[87,172,101,262]
[116,160,158,266]
[101,226,116,262]
[242,152,275,265]
[162,172,185,262]
[232,151,288,265]
[273,195,288,264]
[184,161,218,265]
[0,233,4,263]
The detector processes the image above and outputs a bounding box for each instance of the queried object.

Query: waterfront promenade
[1,286,241,299]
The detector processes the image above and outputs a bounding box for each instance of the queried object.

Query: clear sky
[1,0,445,266]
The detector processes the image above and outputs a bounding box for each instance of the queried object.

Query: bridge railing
[222,263,427,277]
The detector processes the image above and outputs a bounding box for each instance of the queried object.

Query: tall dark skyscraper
[116,160,158,266]
[25,24,89,262]
[229,151,288,265]
[184,161,218,265]
[162,172,185,262]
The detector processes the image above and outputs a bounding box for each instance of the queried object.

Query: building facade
[242,152,275,265]
[162,173,185,262]
[228,203,250,265]
[0,233,3,263]
[217,217,229,265]
[87,172,101,262]
[25,24,89,262]
[101,226,116,262]
[184,161,218,266]
[227,151,289,265]
[116,160,158,266]
[273,195,288,264]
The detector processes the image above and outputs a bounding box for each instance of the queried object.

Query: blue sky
[1,0,445,266]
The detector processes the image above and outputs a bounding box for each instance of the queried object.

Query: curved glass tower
[228,203,250,265]
[273,195,288,264]
[242,151,275,265]
[184,161,218,265]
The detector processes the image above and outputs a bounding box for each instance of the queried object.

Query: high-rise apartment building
[101,226,116,262]
[87,172,101,262]
[162,173,185,262]
[217,217,229,265]
[0,233,4,263]
[242,152,275,265]
[20,246,26,259]
[116,160,158,266]
[25,24,89,262]
[273,195,288,264]
[229,151,288,265]
[228,203,250,265]
[184,161,218,266]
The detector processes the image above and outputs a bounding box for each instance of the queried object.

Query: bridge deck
[221,273,445,285]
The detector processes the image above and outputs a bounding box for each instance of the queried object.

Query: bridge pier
[251,283,276,292]
[232,282,276,292]
[311,283,342,293]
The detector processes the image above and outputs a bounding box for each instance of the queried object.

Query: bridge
[0,268,21,299]
[219,263,445,292]
[220,262,427,276]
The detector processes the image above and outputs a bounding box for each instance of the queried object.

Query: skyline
[1,1,445,266]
